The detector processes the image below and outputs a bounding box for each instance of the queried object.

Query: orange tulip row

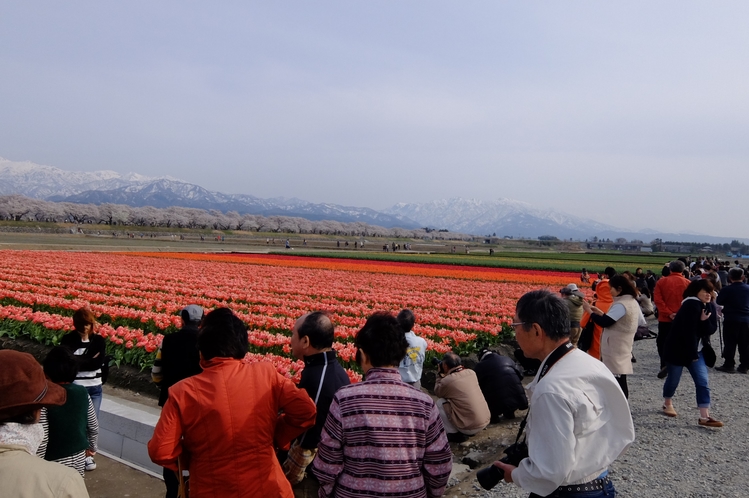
[0,250,582,380]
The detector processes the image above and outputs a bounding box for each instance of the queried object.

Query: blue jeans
[530,479,616,497]
[85,384,103,419]
[662,351,711,408]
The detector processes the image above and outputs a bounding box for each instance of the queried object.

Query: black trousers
[722,321,749,369]
[656,321,672,368]
[615,374,629,399]
[163,467,179,498]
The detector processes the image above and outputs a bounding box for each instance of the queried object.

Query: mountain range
[0,157,742,243]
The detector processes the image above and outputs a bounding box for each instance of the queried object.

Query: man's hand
[493,461,516,483]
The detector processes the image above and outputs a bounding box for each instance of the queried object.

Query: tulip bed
[0,250,587,382]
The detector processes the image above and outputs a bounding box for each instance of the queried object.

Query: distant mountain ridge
[385,198,621,239]
[0,157,162,199]
[0,157,419,229]
[1,156,745,243]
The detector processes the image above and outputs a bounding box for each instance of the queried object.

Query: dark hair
[72,308,96,333]
[43,346,79,384]
[515,289,570,341]
[683,279,714,299]
[396,309,415,332]
[604,267,617,278]
[442,352,462,369]
[355,312,408,368]
[729,267,745,281]
[197,308,248,361]
[638,286,651,299]
[297,311,335,350]
[609,275,637,298]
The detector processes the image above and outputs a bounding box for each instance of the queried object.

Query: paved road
[84,454,164,498]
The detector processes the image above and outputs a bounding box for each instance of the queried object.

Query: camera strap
[513,341,574,445]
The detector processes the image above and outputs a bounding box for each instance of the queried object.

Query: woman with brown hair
[583,275,644,399]
[60,307,105,471]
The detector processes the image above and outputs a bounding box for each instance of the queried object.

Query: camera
[475,442,529,490]
[431,357,442,367]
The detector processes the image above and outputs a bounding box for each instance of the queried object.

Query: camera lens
[476,464,503,490]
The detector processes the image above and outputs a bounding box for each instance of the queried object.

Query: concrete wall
[98,395,163,478]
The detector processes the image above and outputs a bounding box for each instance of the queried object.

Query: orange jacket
[653,274,690,322]
[585,279,613,360]
[148,357,316,498]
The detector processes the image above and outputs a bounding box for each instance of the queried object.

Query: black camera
[476,442,529,490]
[431,357,442,367]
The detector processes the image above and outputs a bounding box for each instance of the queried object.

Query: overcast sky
[2,2,748,237]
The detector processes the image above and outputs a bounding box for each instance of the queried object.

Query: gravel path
[461,321,749,498]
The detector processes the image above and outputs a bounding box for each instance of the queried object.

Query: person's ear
[531,323,542,337]
[300,335,310,350]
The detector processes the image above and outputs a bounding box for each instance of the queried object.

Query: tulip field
[0,250,588,383]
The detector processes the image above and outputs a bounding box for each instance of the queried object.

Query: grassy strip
[270,250,672,273]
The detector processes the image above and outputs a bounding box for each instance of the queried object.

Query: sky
[1,1,748,238]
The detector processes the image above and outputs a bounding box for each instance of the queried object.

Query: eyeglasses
[510,322,528,328]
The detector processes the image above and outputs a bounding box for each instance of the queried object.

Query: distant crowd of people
[4,254,749,497]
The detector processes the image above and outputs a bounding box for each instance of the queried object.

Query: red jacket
[148,357,316,498]
[653,274,690,322]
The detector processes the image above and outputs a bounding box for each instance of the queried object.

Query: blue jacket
[716,282,749,324]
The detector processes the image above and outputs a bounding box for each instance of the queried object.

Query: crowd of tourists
[2,254,747,498]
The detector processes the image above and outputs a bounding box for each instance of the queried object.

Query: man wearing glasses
[495,290,635,498]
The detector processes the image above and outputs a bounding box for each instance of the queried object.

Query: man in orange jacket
[653,261,691,378]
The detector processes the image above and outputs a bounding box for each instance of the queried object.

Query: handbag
[578,318,595,352]
[701,340,717,368]
[282,440,318,485]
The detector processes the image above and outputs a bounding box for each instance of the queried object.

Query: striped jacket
[313,368,452,498]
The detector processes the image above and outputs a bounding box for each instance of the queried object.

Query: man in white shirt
[397,309,428,389]
[495,289,635,498]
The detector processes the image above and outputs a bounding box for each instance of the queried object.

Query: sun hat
[0,350,67,420]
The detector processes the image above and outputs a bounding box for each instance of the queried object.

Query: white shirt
[399,331,428,383]
[512,348,635,496]
[607,303,647,327]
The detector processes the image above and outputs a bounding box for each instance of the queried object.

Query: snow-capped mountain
[51,179,420,228]
[0,157,162,199]
[385,198,621,239]
[0,157,419,228]
[2,157,743,242]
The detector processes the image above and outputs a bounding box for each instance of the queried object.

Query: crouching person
[434,352,490,443]
[284,311,350,497]
[474,349,528,423]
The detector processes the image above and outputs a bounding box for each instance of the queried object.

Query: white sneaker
[85,456,96,471]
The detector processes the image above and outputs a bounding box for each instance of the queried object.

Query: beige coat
[0,444,89,498]
[600,295,640,375]
[434,367,490,432]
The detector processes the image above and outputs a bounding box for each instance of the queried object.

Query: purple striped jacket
[313,368,452,498]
